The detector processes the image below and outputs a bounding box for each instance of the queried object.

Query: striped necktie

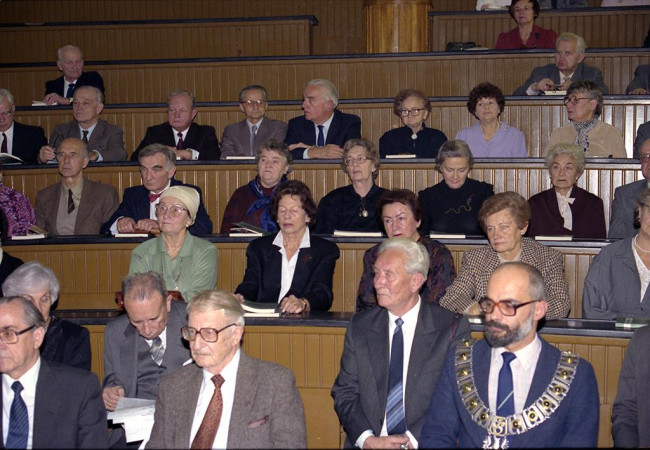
[386,317,406,434]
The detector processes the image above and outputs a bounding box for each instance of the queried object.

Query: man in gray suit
[220,85,288,159]
[609,137,650,238]
[103,271,190,446]
[332,238,470,448]
[514,33,608,95]
[147,290,306,449]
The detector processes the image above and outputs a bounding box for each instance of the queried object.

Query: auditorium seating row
[3,50,647,105]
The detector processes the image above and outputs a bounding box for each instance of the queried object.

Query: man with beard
[421,262,599,448]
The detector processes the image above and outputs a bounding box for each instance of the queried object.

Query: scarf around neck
[246,175,287,232]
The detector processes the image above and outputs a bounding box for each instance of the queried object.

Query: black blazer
[235,232,340,311]
[132,122,220,160]
[42,315,91,371]
[285,109,361,160]
[11,121,47,163]
[0,252,23,296]
[44,71,105,96]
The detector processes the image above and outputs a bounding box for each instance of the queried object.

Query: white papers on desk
[107,397,156,443]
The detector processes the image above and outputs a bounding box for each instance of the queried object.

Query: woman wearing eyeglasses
[379,89,447,159]
[495,0,557,50]
[314,139,386,234]
[455,83,527,158]
[235,180,340,313]
[547,80,626,158]
[439,192,570,319]
[129,185,217,302]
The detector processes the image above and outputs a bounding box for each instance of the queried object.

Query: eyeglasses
[398,108,425,117]
[181,323,237,342]
[154,204,189,218]
[0,325,36,345]
[478,297,539,316]
[639,155,650,163]
[241,100,266,107]
[0,111,13,119]
[563,97,593,106]
[344,155,369,166]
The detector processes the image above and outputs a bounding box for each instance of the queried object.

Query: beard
[484,310,534,349]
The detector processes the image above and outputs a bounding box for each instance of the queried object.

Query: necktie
[496,352,517,417]
[6,381,28,449]
[386,318,406,435]
[316,124,325,147]
[67,189,75,214]
[65,82,75,99]
[1,132,7,153]
[149,336,165,366]
[250,124,258,155]
[176,132,184,150]
[81,130,89,143]
[148,192,162,203]
[191,374,225,449]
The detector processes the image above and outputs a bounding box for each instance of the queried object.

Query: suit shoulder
[192,123,216,133]
[288,115,307,127]
[85,178,118,193]
[46,360,99,385]
[99,119,123,133]
[105,313,131,336]
[57,318,89,337]
[248,356,295,380]
[160,362,199,386]
[421,300,466,324]
[311,235,340,255]
[335,110,361,124]
[36,182,60,197]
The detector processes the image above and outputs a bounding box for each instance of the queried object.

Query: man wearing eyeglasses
[0,296,107,448]
[103,271,190,447]
[421,262,599,448]
[0,89,47,164]
[147,289,306,449]
[220,85,288,159]
[132,90,220,161]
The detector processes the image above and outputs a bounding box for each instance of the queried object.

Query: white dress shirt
[2,358,41,449]
[273,228,311,301]
[303,112,334,159]
[173,127,199,160]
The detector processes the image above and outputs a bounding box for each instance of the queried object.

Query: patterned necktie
[176,132,184,150]
[191,374,225,449]
[149,336,164,366]
[386,318,406,435]
[1,132,7,153]
[316,124,325,147]
[67,189,75,214]
[148,192,162,203]
[250,124,258,155]
[6,381,28,449]
[81,130,89,143]
[497,352,517,417]
[66,82,75,99]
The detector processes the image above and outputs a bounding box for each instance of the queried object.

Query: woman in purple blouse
[0,164,35,237]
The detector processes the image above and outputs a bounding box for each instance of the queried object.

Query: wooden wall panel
[430,0,601,9]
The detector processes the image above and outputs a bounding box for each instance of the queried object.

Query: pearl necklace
[634,235,650,253]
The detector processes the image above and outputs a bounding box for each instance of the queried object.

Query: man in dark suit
[0,89,47,163]
[285,78,361,160]
[103,271,190,446]
[39,86,126,162]
[35,137,119,235]
[101,143,213,235]
[132,90,220,161]
[420,262,599,448]
[43,44,105,106]
[514,33,609,95]
[146,289,306,449]
[220,85,288,159]
[0,296,107,448]
[609,136,650,238]
[627,64,650,95]
[332,238,470,448]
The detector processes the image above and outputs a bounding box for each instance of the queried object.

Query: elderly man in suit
[609,137,650,238]
[332,238,470,448]
[285,78,361,160]
[101,143,213,235]
[514,33,608,95]
[220,85,288,159]
[42,44,105,106]
[0,296,107,448]
[103,271,190,446]
[0,89,47,163]
[146,289,306,449]
[132,90,220,161]
[38,86,126,162]
[627,64,650,95]
[421,262,599,448]
[35,137,118,235]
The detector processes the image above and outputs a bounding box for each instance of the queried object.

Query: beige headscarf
[160,186,200,225]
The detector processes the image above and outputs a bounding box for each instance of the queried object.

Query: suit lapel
[32,361,58,448]
[288,247,312,295]
[325,111,340,145]
[87,120,105,151]
[227,352,256,446]
[474,341,492,408]
[184,123,198,148]
[368,310,390,417]
[404,303,433,420]
[176,365,204,448]
[46,184,63,233]
[302,118,316,145]
[74,179,94,234]
[120,324,140,396]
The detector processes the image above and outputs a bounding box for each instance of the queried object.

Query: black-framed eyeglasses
[0,325,36,345]
[181,323,237,343]
[563,97,592,106]
[398,108,425,117]
[478,297,539,316]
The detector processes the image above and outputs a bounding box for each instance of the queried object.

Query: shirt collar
[492,334,542,372]
[272,227,311,250]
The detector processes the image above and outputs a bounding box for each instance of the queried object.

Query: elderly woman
[2,261,91,370]
[235,180,340,313]
[130,185,217,302]
[528,143,606,238]
[495,0,558,49]
[547,80,626,158]
[583,189,650,319]
[455,83,527,158]
[418,140,494,236]
[220,139,291,234]
[0,163,35,237]
[379,89,447,159]
[356,189,455,311]
[314,139,387,234]
[439,191,570,319]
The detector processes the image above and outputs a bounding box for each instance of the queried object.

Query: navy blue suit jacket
[0,252,23,296]
[44,71,105,96]
[132,122,220,161]
[285,109,361,160]
[100,179,213,235]
[11,121,47,163]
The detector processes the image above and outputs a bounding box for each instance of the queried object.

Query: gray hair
[59,137,89,159]
[137,143,177,169]
[377,237,429,278]
[0,89,15,107]
[566,80,602,118]
[255,139,293,174]
[73,85,104,104]
[238,85,268,103]
[545,143,586,175]
[122,272,167,303]
[493,262,546,301]
[57,44,83,61]
[2,262,60,304]
[557,32,586,54]
[0,296,47,329]
[435,139,475,172]
[187,290,245,327]
[167,90,196,109]
[306,79,339,107]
